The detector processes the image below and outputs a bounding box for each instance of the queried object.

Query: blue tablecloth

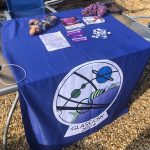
[1,8,150,150]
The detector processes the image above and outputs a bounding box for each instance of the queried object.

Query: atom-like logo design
[53,60,123,126]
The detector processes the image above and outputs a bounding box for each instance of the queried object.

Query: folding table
[1,8,150,150]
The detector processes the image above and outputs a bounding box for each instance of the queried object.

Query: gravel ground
[0,0,150,150]
[116,0,150,26]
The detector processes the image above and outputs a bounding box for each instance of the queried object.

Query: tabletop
[1,10,150,95]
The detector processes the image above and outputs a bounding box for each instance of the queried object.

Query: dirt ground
[0,0,150,150]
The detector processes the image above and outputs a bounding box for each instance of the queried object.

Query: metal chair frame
[3,0,61,20]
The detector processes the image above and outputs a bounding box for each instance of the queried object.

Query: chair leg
[4,11,12,20]
[3,92,19,150]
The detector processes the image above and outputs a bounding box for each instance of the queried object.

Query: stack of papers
[61,17,85,31]
[83,16,105,25]
[39,31,71,52]
[64,23,85,31]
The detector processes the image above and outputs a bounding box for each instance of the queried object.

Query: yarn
[82,2,107,17]
[29,15,57,36]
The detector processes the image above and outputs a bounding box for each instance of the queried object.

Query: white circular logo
[53,60,123,126]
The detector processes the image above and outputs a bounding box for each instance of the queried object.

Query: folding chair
[3,0,64,19]
[0,0,63,149]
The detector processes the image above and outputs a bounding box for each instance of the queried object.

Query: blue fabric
[6,0,44,18]
[9,7,45,18]
[1,8,150,150]
[6,0,43,11]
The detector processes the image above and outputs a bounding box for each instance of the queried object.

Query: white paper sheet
[39,31,71,52]
[83,17,105,25]
[64,23,85,31]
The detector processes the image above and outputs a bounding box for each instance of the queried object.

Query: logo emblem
[53,60,123,137]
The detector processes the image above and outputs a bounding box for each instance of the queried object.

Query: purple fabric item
[67,29,84,38]
[82,2,107,17]
[72,36,88,42]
